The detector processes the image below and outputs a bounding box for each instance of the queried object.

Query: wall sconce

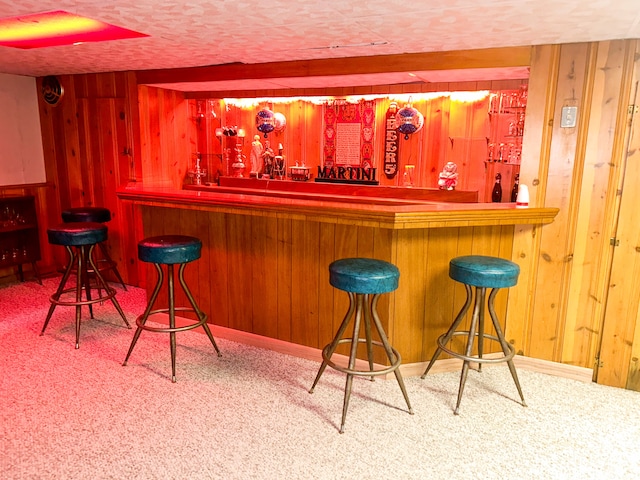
[215,126,245,137]
[207,99,217,119]
[196,99,217,124]
[195,99,206,123]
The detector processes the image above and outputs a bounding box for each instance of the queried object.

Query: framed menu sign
[335,123,361,166]
[321,99,378,184]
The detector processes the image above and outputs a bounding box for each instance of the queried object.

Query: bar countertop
[117,182,559,229]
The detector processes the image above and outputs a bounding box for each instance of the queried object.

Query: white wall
[0,73,46,186]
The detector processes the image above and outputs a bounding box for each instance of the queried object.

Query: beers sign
[384,102,400,179]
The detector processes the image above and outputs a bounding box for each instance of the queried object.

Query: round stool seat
[48,222,107,246]
[62,207,111,223]
[138,235,202,265]
[449,255,519,289]
[329,258,399,294]
[61,207,126,290]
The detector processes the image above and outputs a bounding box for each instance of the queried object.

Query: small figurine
[231,143,246,178]
[511,173,520,203]
[250,135,263,177]
[492,172,502,203]
[438,161,458,190]
[273,143,286,179]
[262,140,275,177]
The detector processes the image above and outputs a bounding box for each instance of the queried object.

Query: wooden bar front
[119,183,557,365]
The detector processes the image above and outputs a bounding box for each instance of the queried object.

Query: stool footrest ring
[136,308,209,334]
[49,285,118,307]
[321,338,402,377]
[437,331,515,364]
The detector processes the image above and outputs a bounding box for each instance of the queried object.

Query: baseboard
[208,324,594,384]
[210,324,324,363]
[398,354,594,383]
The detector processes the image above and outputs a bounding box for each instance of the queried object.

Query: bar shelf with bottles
[188,152,224,186]
[486,85,528,165]
[0,195,41,283]
[483,85,526,203]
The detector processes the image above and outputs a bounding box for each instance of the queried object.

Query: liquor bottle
[492,173,502,203]
[511,173,519,203]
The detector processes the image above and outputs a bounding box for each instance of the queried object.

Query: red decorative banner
[323,105,337,168]
[384,102,400,178]
[361,100,375,172]
[323,99,376,171]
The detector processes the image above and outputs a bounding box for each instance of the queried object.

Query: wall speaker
[41,76,64,106]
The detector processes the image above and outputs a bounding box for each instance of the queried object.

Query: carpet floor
[1,277,639,480]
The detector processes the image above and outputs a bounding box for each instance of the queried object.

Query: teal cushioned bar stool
[421,255,526,414]
[40,222,131,348]
[62,207,127,290]
[309,258,413,433]
[123,235,221,382]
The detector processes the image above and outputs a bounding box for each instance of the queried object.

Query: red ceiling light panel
[0,10,148,49]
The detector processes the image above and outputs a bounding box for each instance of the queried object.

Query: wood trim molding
[136,46,532,86]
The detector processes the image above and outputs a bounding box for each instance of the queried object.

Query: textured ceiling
[0,1,639,90]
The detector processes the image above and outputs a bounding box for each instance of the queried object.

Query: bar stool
[309,258,413,433]
[40,222,131,348]
[61,207,127,290]
[421,255,526,414]
[122,235,221,382]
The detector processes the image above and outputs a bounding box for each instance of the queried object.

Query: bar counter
[117,182,558,368]
[119,182,558,229]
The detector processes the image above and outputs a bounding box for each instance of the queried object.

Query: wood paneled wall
[597,42,640,389]
[508,40,640,389]
[24,40,640,389]
[138,86,191,188]
[33,72,144,285]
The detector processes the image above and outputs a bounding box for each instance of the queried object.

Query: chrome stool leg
[487,288,526,407]
[123,264,163,367]
[123,253,221,382]
[178,263,221,356]
[41,242,130,349]
[311,292,413,433]
[97,241,127,290]
[41,246,77,336]
[421,284,473,378]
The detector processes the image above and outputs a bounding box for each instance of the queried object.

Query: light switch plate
[561,106,577,128]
